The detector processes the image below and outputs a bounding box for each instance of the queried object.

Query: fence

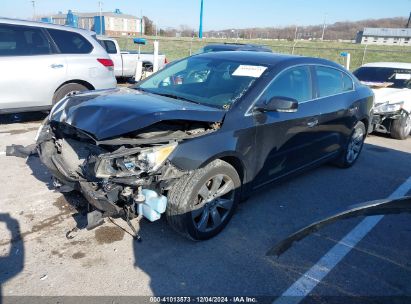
[115,36,411,71]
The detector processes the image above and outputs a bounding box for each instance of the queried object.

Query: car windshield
[134,56,268,109]
[353,67,411,89]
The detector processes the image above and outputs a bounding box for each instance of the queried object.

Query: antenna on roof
[406,12,411,28]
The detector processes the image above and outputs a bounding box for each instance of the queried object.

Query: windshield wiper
[134,88,222,109]
[151,92,201,105]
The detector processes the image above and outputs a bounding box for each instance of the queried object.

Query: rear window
[100,40,117,54]
[47,29,93,54]
[0,24,52,56]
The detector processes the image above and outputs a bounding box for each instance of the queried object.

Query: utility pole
[31,0,36,20]
[199,0,204,39]
[294,24,298,41]
[140,9,143,36]
[321,13,327,40]
[98,1,103,35]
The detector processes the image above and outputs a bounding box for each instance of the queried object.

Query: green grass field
[116,36,411,71]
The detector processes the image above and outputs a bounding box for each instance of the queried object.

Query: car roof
[0,17,95,35]
[193,51,343,69]
[361,62,411,69]
[203,43,272,52]
[205,43,269,48]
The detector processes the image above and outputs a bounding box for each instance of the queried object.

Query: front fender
[168,128,255,180]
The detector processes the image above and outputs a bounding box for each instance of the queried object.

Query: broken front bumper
[38,141,123,216]
[37,136,184,220]
[372,111,403,133]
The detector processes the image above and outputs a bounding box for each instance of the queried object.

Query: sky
[1,0,410,31]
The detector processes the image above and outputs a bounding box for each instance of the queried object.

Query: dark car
[198,43,273,54]
[36,52,374,240]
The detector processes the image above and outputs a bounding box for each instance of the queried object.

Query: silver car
[0,18,117,114]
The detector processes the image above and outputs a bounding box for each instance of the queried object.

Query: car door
[0,23,67,111]
[252,65,325,188]
[312,66,356,157]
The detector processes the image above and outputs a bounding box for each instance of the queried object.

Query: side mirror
[254,96,298,113]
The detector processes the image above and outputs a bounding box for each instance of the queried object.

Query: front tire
[391,112,411,140]
[334,121,366,168]
[166,160,241,240]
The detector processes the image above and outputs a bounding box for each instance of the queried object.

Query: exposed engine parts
[36,119,219,232]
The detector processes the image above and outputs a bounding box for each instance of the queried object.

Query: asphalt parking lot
[0,112,410,303]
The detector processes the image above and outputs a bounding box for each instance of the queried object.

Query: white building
[360,28,411,46]
[40,10,144,36]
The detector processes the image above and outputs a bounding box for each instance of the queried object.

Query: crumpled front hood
[372,88,410,105]
[50,87,225,140]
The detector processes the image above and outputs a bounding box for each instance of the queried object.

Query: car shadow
[131,142,411,296]
[24,154,90,230]
[0,111,48,125]
[8,138,411,296]
[26,155,55,190]
[0,213,24,301]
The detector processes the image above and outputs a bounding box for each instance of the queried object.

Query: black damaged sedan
[37,52,374,240]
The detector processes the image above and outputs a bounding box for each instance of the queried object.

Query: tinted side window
[342,73,354,91]
[315,66,352,98]
[101,40,117,54]
[0,24,52,56]
[261,66,312,103]
[47,29,93,54]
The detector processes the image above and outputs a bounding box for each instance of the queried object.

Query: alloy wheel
[346,126,365,164]
[191,174,235,233]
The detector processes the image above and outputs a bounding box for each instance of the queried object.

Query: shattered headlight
[95,142,178,178]
[373,101,404,114]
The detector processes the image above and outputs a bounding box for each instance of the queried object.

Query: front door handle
[307,119,319,128]
[50,64,64,69]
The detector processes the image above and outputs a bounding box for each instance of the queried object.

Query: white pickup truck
[97,37,167,79]
[354,62,411,140]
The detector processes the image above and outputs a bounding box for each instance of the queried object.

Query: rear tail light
[164,57,169,65]
[97,58,114,69]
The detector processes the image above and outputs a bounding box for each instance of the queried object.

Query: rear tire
[390,112,411,140]
[166,160,241,241]
[53,83,89,104]
[334,121,366,168]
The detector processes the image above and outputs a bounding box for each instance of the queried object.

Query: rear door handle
[50,64,64,69]
[307,118,319,128]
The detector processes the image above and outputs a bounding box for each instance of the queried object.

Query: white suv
[0,18,117,114]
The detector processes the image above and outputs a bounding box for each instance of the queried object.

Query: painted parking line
[274,176,411,304]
